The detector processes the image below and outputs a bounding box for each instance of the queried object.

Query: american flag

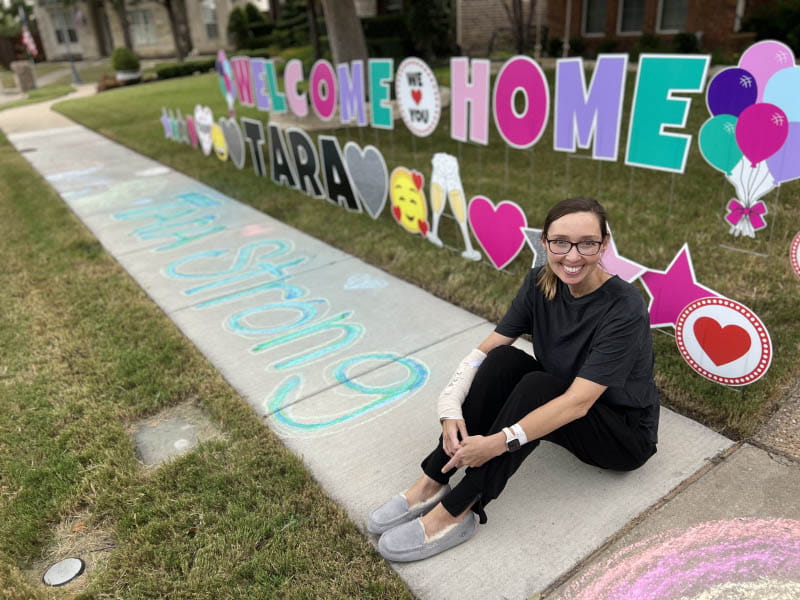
[21,24,38,58]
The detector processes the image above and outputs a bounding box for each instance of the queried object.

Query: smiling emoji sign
[390,167,428,236]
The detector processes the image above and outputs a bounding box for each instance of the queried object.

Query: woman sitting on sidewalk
[368,196,659,562]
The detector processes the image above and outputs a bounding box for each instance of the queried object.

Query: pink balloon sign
[735,103,788,167]
[738,40,796,103]
[467,196,527,269]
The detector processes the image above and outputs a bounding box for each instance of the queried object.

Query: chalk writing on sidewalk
[162,236,429,436]
[113,191,227,251]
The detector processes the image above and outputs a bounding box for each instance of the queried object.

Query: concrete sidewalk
[2,98,798,600]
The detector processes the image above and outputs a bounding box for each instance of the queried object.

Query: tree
[744,0,800,54]
[109,0,133,50]
[319,0,367,65]
[307,0,321,61]
[267,0,280,23]
[502,0,536,55]
[153,0,193,61]
[0,0,33,37]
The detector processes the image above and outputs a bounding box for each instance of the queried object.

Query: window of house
[658,0,688,32]
[384,0,403,12]
[130,9,157,46]
[51,9,78,44]
[202,1,219,40]
[583,0,606,35]
[619,0,645,33]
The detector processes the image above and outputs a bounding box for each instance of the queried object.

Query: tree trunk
[112,1,133,50]
[319,0,368,65]
[161,0,192,62]
[268,0,280,23]
[307,0,321,61]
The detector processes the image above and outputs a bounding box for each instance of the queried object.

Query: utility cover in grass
[43,557,84,586]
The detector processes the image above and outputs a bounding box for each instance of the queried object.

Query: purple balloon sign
[706,68,757,117]
[767,122,800,184]
[735,103,788,167]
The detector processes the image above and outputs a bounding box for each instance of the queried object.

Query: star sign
[639,243,722,328]
[601,226,647,283]
[521,227,547,269]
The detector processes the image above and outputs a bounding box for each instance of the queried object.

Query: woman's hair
[536,197,608,300]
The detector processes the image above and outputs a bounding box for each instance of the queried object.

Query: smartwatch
[502,427,521,452]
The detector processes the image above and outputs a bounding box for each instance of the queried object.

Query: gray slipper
[378,512,478,562]
[366,484,450,535]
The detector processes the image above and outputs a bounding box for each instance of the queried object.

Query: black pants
[421,345,657,523]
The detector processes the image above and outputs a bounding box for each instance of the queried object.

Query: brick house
[457,0,772,58]
[33,0,241,61]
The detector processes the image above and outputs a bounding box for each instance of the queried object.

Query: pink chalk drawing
[467,196,527,270]
[557,518,800,600]
[242,224,274,237]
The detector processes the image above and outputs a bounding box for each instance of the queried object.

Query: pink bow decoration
[725,199,767,228]
[725,199,767,238]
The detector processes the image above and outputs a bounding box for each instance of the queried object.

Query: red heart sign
[411,171,423,190]
[419,219,428,237]
[411,89,422,105]
[693,317,751,366]
[392,205,402,222]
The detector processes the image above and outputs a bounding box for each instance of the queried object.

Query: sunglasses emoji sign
[390,167,428,237]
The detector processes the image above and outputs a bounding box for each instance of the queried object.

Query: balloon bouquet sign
[699,40,798,238]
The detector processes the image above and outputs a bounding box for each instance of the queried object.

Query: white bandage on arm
[437,348,487,421]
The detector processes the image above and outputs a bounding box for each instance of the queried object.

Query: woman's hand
[441,419,468,457]
[441,434,505,472]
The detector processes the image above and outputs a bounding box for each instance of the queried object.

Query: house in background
[33,0,777,63]
[33,0,242,61]
[457,0,771,59]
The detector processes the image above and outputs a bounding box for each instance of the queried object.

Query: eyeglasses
[546,239,603,256]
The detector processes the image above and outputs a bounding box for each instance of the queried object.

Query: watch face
[508,439,521,452]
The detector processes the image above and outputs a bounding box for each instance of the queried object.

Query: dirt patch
[130,401,225,467]
[22,510,116,596]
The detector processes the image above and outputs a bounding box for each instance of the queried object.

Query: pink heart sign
[467,196,527,269]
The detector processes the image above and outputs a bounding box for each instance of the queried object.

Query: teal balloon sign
[698,115,742,175]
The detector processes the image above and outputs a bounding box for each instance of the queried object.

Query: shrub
[547,37,563,57]
[366,37,410,61]
[568,37,586,56]
[631,33,663,59]
[403,0,454,59]
[155,59,216,80]
[597,39,619,53]
[743,1,800,55]
[672,32,699,53]
[111,47,140,71]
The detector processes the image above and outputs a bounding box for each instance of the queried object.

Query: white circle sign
[791,231,800,279]
[675,297,772,386]
[395,57,441,137]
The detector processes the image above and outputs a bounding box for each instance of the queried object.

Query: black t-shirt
[495,267,659,442]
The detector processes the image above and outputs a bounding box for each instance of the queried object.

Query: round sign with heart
[791,231,800,279]
[395,57,441,137]
[675,297,772,386]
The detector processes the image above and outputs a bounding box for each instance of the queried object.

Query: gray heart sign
[344,142,388,219]
[219,117,246,170]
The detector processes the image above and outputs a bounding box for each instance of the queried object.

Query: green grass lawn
[0,130,410,597]
[0,85,74,111]
[52,72,800,439]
